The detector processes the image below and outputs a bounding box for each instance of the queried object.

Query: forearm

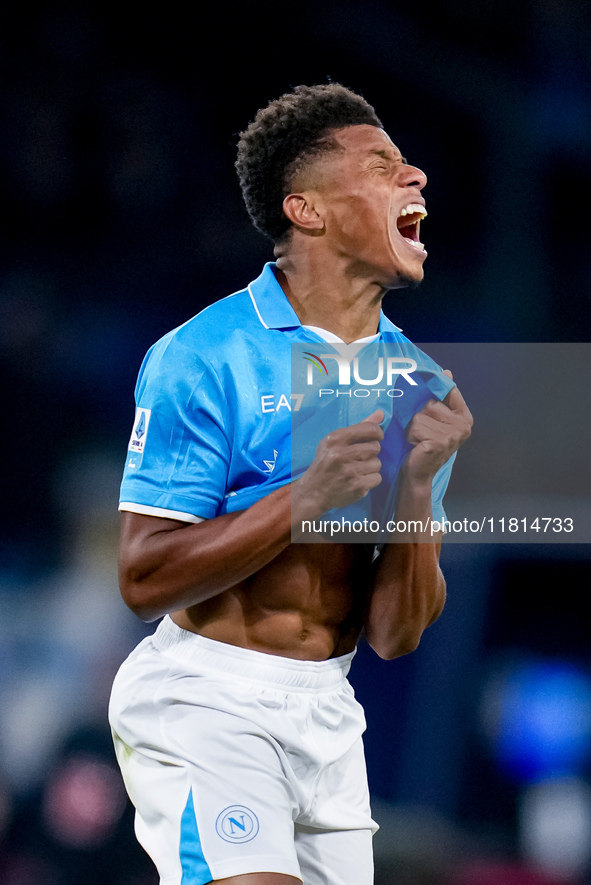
[119,411,385,621]
[119,480,327,621]
[364,466,446,659]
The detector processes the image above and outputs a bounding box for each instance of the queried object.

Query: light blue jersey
[119,263,455,523]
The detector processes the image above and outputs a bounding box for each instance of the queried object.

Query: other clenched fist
[404,378,472,482]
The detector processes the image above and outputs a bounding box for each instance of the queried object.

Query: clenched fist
[404,374,472,482]
[295,409,385,515]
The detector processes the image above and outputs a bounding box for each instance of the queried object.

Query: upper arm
[120,338,231,522]
[118,510,193,586]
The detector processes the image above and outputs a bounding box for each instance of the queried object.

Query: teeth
[406,240,425,251]
[398,203,427,219]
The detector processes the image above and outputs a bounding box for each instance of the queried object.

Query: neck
[274,241,386,344]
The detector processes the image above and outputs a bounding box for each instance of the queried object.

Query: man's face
[310,125,428,289]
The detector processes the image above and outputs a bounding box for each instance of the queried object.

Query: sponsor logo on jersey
[127,408,152,454]
[260,393,304,413]
[262,449,278,474]
[215,805,259,843]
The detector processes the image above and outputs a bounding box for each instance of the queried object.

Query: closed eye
[367,162,390,174]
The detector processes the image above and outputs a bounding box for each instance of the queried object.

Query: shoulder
[157,286,255,357]
[135,276,276,402]
[142,284,260,376]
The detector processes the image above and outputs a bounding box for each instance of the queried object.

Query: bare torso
[171,542,375,661]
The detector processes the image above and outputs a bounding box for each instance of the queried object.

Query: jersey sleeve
[119,335,231,521]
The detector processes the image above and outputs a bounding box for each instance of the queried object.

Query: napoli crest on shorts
[215,805,259,843]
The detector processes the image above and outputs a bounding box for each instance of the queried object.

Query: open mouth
[396,202,427,251]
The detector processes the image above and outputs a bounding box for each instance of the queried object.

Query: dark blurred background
[1,2,590,883]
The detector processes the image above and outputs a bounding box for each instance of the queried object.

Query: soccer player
[109,84,472,885]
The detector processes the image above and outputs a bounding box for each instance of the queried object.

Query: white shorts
[109,616,377,885]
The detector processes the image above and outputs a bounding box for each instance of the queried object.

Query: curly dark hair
[235,83,382,242]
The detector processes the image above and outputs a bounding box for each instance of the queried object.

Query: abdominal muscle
[171,543,375,661]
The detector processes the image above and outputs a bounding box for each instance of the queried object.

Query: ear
[282,192,325,235]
